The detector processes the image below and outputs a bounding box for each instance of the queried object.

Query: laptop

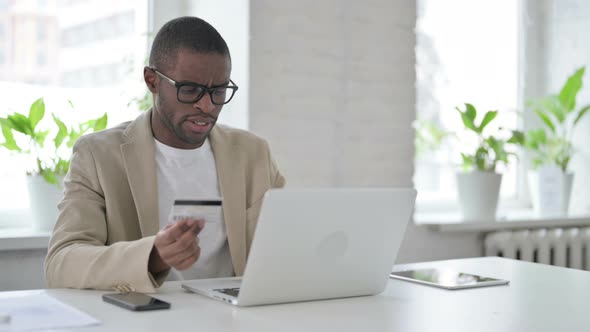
[182,187,416,306]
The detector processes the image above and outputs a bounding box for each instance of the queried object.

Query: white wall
[249,0,415,186]
[0,250,46,291]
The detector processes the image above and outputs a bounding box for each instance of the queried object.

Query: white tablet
[390,268,509,290]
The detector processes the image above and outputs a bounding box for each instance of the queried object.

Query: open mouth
[184,119,212,133]
[191,120,209,126]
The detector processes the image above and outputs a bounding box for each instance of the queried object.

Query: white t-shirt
[154,138,234,280]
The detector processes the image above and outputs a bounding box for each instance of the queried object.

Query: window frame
[414,0,531,214]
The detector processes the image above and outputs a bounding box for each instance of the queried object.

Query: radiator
[484,228,590,270]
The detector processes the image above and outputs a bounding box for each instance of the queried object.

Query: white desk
[1,257,589,332]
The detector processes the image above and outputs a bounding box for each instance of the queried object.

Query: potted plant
[513,66,590,216]
[454,103,518,221]
[0,97,107,230]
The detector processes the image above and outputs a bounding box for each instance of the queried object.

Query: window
[0,1,250,228]
[36,50,47,65]
[415,0,521,211]
[60,11,135,47]
[0,0,149,225]
[37,21,46,41]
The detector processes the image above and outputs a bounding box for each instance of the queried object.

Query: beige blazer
[44,111,285,292]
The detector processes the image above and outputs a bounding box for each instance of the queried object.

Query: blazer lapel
[120,111,160,237]
[209,126,247,275]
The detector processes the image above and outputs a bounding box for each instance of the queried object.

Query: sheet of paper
[0,292,100,332]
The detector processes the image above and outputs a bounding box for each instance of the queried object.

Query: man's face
[147,50,231,149]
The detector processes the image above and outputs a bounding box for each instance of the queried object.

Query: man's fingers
[167,242,200,267]
[154,218,204,268]
[160,219,196,244]
[193,219,205,236]
[158,227,199,263]
[168,229,200,257]
[175,247,201,271]
[168,236,195,258]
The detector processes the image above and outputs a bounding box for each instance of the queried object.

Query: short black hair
[149,16,230,71]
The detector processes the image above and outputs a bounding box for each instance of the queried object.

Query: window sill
[0,228,50,251]
[414,209,590,233]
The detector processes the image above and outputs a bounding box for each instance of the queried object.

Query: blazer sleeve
[44,138,167,292]
[244,140,286,245]
[270,152,286,189]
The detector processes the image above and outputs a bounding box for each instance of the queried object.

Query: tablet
[390,268,509,290]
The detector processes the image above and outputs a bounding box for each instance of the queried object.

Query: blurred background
[1,0,589,290]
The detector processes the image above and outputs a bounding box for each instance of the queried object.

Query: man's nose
[193,92,215,112]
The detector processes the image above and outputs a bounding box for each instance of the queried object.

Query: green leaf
[461,153,473,172]
[474,147,489,171]
[52,114,68,149]
[41,169,59,185]
[35,130,50,148]
[574,104,590,126]
[541,96,566,124]
[0,118,22,151]
[526,129,547,150]
[534,109,556,133]
[507,130,525,145]
[68,99,75,109]
[92,113,108,132]
[478,110,498,133]
[560,156,570,173]
[67,130,83,148]
[53,157,70,175]
[7,113,33,136]
[456,104,477,132]
[489,138,508,163]
[28,98,45,131]
[464,103,477,121]
[0,141,20,151]
[558,66,585,112]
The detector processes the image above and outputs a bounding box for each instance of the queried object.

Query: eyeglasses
[150,68,239,105]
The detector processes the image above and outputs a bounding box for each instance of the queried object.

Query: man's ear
[144,66,158,93]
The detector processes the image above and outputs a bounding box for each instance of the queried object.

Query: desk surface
[2,257,589,332]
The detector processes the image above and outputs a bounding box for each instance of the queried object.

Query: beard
[156,90,215,147]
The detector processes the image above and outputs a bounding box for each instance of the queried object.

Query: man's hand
[149,218,205,274]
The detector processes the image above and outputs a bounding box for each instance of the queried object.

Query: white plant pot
[26,175,64,231]
[456,171,502,222]
[528,167,573,217]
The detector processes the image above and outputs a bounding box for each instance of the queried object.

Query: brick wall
[249,0,415,187]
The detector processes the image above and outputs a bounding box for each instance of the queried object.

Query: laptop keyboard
[214,287,240,297]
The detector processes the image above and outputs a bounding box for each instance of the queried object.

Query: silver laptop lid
[237,187,416,306]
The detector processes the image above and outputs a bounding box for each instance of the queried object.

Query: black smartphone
[102,292,171,311]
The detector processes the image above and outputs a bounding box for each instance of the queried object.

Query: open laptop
[182,187,416,306]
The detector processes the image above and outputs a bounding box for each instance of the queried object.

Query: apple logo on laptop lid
[317,231,348,261]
